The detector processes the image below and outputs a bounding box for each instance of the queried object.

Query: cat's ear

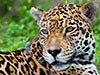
[30,7,45,23]
[82,2,98,25]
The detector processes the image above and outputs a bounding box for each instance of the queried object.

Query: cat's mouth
[51,61,67,66]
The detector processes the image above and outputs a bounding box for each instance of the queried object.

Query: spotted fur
[0,2,99,75]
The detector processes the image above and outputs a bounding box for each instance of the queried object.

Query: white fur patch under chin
[43,53,55,64]
[52,64,69,71]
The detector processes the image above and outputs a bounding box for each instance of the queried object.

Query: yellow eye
[65,27,75,32]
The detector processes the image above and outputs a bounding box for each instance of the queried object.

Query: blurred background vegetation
[0,0,100,74]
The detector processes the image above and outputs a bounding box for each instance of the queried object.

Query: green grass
[0,10,39,52]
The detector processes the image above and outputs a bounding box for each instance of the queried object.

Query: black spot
[73,7,75,9]
[76,5,81,7]
[0,55,5,66]
[80,27,85,34]
[60,21,63,27]
[88,71,93,74]
[60,10,65,13]
[78,11,81,14]
[82,47,85,49]
[76,68,80,70]
[68,71,70,73]
[31,72,35,75]
[88,27,92,32]
[40,68,46,75]
[63,16,66,18]
[32,44,35,48]
[78,14,82,18]
[89,41,91,44]
[32,48,37,53]
[48,11,55,17]
[76,41,79,43]
[74,19,79,23]
[81,69,85,72]
[68,8,71,11]
[76,54,84,59]
[85,32,89,38]
[84,40,88,46]
[59,18,63,21]
[69,4,73,7]
[84,53,89,55]
[90,35,92,38]
[60,73,62,75]
[92,43,95,48]
[85,68,88,70]
[79,22,82,25]
[46,70,51,75]
[37,42,41,49]
[71,69,75,71]
[69,21,75,25]
[63,8,68,12]
[89,51,94,61]
[71,66,74,68]
[77,46,80,49]
[0,70,6,75]
[75,15,78,17]
[71,11,75,14]
[24,64,30,73]
[84,47,90,52]
[14,61,18,68]
[20,57,24,62]
[80,40,82,45]
[93,50,95,54]
[63,73,67,75]
[75,10,81,14]
[21,65,25,74]
[19,72,23,75]
[63,11,69,15]
[5,62,10,74]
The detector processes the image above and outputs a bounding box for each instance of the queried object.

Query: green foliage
[0,2,39,52]
[93,10,100,74]
[0,17,39,52]
[0,0,100,74]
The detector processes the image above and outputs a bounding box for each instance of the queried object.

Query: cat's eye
[40,29,48,35]
[65,27,75,33]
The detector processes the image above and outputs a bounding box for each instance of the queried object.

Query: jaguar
[0,2,99,75]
